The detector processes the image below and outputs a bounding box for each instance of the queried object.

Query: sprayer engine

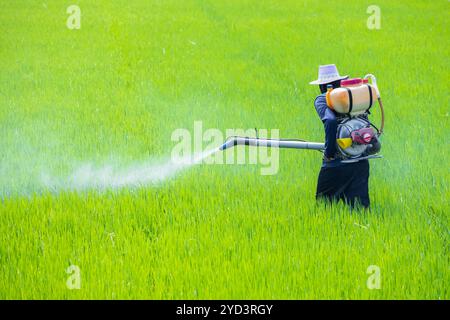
[336,117,380,158]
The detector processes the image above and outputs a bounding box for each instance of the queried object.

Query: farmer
[310,64,370,209]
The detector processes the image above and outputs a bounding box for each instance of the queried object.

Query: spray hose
[364,74,385,135]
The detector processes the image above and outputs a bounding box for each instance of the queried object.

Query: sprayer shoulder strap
[344,88,353,114]
[367,84,373,109]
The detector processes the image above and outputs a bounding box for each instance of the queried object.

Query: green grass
[0,0,448,299]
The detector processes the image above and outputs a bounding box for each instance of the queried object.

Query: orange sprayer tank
[326,78,377,116]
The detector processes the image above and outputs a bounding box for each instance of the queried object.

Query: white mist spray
[41,147,221,193]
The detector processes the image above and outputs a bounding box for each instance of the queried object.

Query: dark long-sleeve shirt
[314,94,342,167]
[314,94,337,156]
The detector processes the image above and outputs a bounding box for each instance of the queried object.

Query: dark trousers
[316,160,370,209]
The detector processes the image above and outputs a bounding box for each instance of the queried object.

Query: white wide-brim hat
[309,64,348,85]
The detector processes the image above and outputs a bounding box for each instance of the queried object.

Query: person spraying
[219,64,384,209]
[310,64,382,209]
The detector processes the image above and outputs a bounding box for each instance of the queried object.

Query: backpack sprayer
[219,74,385,163]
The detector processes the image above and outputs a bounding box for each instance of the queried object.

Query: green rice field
[0,0,448,299]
